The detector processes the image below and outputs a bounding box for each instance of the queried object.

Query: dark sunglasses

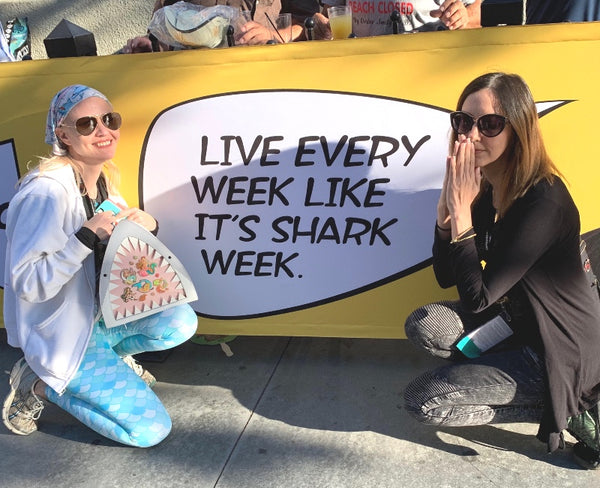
[61,112,122,136]
[450,111,508,138]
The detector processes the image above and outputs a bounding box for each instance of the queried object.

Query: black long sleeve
[431,177,600,452]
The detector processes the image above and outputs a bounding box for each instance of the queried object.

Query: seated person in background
[123,0,310,52]
[310,0,481,39]
[526,0,600,24]
[282,0,320,37]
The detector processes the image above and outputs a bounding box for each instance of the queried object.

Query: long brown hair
[452,72,562,217]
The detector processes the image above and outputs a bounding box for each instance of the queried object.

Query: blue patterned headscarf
[45,84,110,156]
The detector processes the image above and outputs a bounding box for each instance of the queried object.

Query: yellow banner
[1,22,599,337]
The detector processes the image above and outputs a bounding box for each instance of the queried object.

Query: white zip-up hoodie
[4,163,111,393]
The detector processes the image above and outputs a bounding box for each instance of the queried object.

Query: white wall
[0,0,154,59]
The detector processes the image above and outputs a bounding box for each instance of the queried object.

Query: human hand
[116,206,158,232]
[83,211,119,241]
[437,156,451,230]
[447,136,481,234]
[431,0,469,30]
[122,35,153,54]
[237,21,276,45]
[310,13,333,40]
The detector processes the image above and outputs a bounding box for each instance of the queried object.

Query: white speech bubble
[140,91,568,318]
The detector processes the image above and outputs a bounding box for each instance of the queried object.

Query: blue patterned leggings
[45,304,197,447]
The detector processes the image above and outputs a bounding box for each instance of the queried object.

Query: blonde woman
[2,85,197,447]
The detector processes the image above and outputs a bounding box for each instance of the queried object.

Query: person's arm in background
[434,0,482,30]
[280,0,321,41]
[291,21,308,41]
[121,0,165,53]
[465,0,482,28]
[303,2,335,40]
[308,0,482,40]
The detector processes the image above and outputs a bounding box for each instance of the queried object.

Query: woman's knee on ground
[169,303,198,341]
[128,410,173,448]
[150,303,198,346]
[403,370,446,425]
[403,368,483,426]
[404,301,465,359]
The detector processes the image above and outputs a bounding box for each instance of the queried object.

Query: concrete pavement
[1,329,599,487]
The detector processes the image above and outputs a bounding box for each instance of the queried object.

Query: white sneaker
[2,357,44,435]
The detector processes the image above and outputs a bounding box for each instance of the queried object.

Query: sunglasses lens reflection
[102,112,122,131]
[450,112,506,138]
[75,116,96,136]
[451,112,473,134]
[479,114,505,137]
[73,112,122,136]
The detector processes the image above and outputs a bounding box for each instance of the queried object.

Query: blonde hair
[452,72,562,217]
[26,154,121,196]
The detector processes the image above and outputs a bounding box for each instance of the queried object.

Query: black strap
[79,175,109,292]
[581,239,600,301]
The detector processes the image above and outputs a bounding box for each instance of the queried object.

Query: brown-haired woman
[403,72,600,469]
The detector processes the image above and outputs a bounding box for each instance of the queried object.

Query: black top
[526,0,600,23]
[74,175,109,297]
[433,177,600,451]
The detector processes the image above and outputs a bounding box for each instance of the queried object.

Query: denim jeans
[403,300,546,426]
